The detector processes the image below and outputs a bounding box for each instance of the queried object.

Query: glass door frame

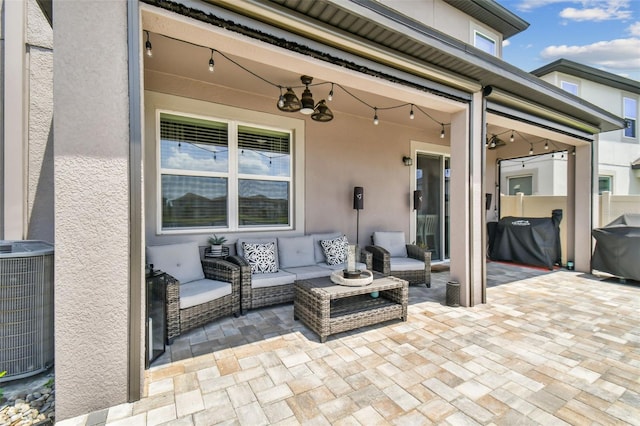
[410,142,451,262]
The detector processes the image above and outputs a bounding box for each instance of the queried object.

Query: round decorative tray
[330,269,374,286]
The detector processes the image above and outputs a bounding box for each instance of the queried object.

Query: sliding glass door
[416,153,449,261]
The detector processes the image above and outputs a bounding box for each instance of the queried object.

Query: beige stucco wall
[26,0,54,242]
[53,0,131,420]
[144,72,445,248]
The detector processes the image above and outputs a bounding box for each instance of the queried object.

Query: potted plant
[208,234,227,256]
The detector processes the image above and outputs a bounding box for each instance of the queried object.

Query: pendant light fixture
[277,87,301,112]
[300,75,315,115]
[311,100,334,122]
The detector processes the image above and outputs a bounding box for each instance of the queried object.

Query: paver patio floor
[58,263,640,425]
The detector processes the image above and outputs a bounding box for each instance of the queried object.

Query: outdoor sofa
[226,233,372,312]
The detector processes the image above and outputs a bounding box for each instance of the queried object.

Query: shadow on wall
[28,120,54,243]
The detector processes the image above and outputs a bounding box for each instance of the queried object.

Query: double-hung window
[158,112,292,232]
[623,96,637,139]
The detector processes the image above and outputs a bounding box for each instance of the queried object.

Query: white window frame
[623,96,637,140]
[473,30,497,56]
[148,92,305,236]
[560,80,579,96]
[507,175,533,195]
[598,175,613,194]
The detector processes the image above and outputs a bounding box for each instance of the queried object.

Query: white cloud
[559,4,632,22]
[540,38,640,71]
[628,21,640,36]
[516,0,633,21]
[515,0,568,12]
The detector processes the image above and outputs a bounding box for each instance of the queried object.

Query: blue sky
[496,0,640,81]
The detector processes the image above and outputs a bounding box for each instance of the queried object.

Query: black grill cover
[591,214,640,281]
[489,210,562,270]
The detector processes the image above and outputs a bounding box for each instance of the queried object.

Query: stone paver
[55,263,640,425]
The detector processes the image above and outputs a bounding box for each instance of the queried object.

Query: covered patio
[57,263,640,425]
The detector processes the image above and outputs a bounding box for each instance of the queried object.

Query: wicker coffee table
[294,275,408,342]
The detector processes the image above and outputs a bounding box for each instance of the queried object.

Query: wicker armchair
[366,231,431,287]
[147,242,241,342]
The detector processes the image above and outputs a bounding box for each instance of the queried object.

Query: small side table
[204,245,230,259]
[146,269,167,368]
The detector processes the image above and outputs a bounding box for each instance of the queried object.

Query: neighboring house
[1,0,625,420]
[529,59,640,195]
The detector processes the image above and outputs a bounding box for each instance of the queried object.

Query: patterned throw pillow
[242,242,278,274]
[320,235,349,266]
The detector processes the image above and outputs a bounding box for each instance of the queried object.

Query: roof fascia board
[344,0,625,132]
[209,0,481,93]
[532,60,640,95]
[441,0,529,39]
[487,94,598,138]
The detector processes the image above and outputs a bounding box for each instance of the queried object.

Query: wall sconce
[402,156,413,166]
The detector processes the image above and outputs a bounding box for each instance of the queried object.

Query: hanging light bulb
[510,131,514,142]
[440,124,445,139]
[327,83,334,102]
[373,108,379,125]
[208,49,215,72]
[277,88,285,108]
[409,104,415,120]
[544,140,549,150]
[522,162,525,168]
[529,145,533,155]
[145,31,153,57]
[572,148,576,156]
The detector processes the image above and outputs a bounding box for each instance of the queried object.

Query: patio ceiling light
[143,30,453,131]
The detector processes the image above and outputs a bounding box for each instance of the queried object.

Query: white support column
[3,0,26,239]
[573,142,594,272]
[53,0,131,419]
[449,92,484,307]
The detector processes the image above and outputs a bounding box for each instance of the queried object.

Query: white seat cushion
[179,279,231,310]
[278,235,316,268]
[147,242,205,283]
[281,265,332,280]
[373,231,408,258]
[389,257,424,271]
[251,270,296,289]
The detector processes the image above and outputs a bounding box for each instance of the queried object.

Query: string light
[572,149,576,156]
[143,30,452,135]
[277,87,285,108]
[529,144,534,155]
[208,49,215,73]
[510,131,514,142]
[145,31,153,57]
[544,140,549,150]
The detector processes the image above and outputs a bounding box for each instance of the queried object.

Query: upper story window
[598,176,612,194]
[560,81,579,96]
[623,96,637,139]
[474,31,496,56]
[158,112,292,233]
